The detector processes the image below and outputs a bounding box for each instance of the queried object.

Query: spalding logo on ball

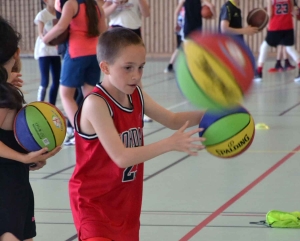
[14,101,66,152]
[175,31,255,111]
[199,106,255,158]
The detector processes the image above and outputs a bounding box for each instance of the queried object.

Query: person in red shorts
[69,27,207,241]
[254,0,300,82]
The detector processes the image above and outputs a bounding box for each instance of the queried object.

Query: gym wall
[0,0,299,57]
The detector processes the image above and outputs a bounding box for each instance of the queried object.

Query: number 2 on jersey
[122,165,138,182]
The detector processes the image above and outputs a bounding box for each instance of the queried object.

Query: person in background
[219,0,258,41]
[43,0,107,145]
[34,0,61,105]
[164,4,185,73]
[254,0,300,82]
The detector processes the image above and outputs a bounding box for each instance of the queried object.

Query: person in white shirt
[103,0,150,37]
[34,0,61,105]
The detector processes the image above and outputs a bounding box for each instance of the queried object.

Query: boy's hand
[169,121,206,156]
[243,26,259,35]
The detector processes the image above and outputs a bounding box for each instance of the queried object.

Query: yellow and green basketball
[175,31,255,111]
[14,101,66,152]
[199,106,255,158]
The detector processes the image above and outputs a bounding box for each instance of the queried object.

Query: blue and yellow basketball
[199,106,255,158]
[14,101,66,152]
[175,31,255,111]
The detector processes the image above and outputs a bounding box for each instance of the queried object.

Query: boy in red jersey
[69,27,206,241]
[254,0,300,82]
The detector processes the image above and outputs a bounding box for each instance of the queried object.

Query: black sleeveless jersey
[184,0,203,37]
[0,128,27,164]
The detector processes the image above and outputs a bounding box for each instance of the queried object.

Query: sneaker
[164,68,174,73]
[64,132,75,146]
[143,115,153,122]
[284,64,296,71]
[65,136,75,146]
[294,74,300,82]
[254,72,262,82]
[164,64,174,73]
[268,67,283,73]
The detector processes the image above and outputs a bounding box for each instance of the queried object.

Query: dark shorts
[60,49,100,88]
[266,29,294,47]
[0,164,36,240]
[111,25,142,38]
[176,34,182,48]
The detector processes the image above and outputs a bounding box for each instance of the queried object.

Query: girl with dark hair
[0,16,61,241]
[42,0,107,144]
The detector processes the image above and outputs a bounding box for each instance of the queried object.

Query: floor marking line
[179,145,300,241]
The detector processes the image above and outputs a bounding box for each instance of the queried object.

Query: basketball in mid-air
[199,106,255,158]
[14,101,66,152]
[174,31,255,111]
[247,8,269,31]
[201,5,213,19]
[43,19,69,46]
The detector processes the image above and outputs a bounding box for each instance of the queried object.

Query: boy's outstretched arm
[83,94,206,169]
[142,91,204,130]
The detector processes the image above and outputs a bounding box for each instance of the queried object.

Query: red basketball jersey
[268,0,293,31]
[69,84,144,241]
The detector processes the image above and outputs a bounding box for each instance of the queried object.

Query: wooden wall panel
[0,0,40,55]
[1,0,299,57]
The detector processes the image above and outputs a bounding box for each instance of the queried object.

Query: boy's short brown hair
[97,27,145,64]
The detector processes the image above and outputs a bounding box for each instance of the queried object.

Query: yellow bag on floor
[250,210,300,228]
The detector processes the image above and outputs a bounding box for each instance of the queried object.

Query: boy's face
[104,44,146,94]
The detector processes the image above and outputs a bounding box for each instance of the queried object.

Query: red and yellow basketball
[14,101,66,152]
[199,106,255,158]
[174,31,255,111]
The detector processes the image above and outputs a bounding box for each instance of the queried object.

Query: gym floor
[20,57,300,241]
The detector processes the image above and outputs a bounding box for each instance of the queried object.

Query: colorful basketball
[247,8,269,31]
[199,106,255,158]
[174,31,255,111]
[201,5,213,19]
[14,101,66,152]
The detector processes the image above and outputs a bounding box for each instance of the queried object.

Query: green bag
[250,210,300,228]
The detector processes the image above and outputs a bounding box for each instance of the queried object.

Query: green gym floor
[20,57,300,241]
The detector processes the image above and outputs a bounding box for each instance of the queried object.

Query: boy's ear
[100,61,110,75]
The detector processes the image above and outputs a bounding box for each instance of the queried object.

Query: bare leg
[59,86,77,128]
[0,233,20,241]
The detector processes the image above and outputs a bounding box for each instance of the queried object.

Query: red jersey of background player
[268,0,294,31]
[69,84,144,241]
